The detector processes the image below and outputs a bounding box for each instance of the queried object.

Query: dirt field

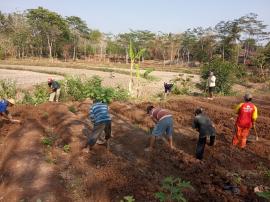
[0,96,269,201]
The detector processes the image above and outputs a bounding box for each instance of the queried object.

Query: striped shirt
[89,102,111,125]
[150,108,172,121]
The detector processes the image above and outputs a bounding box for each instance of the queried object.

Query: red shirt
[151,108,172,121]
[236,102,256,128]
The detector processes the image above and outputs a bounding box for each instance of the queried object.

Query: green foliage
[120,196,135,202]
[68,105,76,113]
[143,68,154,79]
[256,191,270,200]
[171,77,192,95]
[63,144,70,153]
[22,84,48,105]
[0,79,17,99]
[42,137,53,146]
[61,76,128,103]
[155,176,193,202]
[201,58,238,95]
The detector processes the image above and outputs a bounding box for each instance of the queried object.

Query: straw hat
[7,98,15,105]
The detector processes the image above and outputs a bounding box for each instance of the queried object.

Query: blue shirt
[89,102,111,125]
[0,100,8,113]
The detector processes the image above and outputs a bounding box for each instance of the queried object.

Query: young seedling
[63,144,70,153]
[120,196,135,202]
[155,176,193,202]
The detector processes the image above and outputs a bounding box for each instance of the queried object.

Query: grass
[63,144,70,153]
[68,106,76,113]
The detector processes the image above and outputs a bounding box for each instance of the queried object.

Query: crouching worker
[84,99,112,150]
[48,78,61,102]
[232,93,257,148]
[0,98,21,124]
[145,106,173,152]
[192,108,216,160]
[164,82,174,98]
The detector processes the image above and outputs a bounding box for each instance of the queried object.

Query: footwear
[96,139,106,145]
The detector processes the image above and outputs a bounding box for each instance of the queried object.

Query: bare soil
[0,96,269,201]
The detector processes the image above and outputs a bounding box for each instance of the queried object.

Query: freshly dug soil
[0,96,269,201]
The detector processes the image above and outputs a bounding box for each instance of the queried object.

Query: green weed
[155,176,193,202]
[68,106,76,113]
[41,137,53,146]
[0,79,17,99]
[256,191,270,200]
[120,196,135,202]
[63,144,70,153]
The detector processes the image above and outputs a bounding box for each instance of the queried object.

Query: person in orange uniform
[232,93,258,148]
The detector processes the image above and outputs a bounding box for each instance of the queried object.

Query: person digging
[232,93,258,148]
[0,98,21,124]
[48,78,61,102]
[144,105,174,152]
[83,99,112,150]
[164,82,174,98]
[192,108,216,160]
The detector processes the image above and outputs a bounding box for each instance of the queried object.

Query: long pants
[49,88,61,102]
[196,136,215,160]
[88,121,111,146]
[232,125,250,148]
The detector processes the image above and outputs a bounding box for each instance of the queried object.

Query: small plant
[68,105,76,113]
[155,176,193,202]
[256,191,270,200]
[42,137,53,146]
[42,112,49,119]
[143,68,154,79]
[63,144,70,153]
[120,195,135,202]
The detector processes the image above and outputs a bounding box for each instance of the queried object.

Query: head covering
[195,107,203,115]
[48,78,53,83]
[244,93,252,101]
[209,71,214,76]
[7,98,15,105]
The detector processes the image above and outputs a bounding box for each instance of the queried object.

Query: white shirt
[208,75,216,87]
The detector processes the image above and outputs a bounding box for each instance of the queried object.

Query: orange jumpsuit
[232,102,258,148]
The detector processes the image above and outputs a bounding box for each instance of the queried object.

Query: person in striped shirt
[84,100,112,149]
[145,105,174,152]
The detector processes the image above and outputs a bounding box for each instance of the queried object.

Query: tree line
[0,7,269,68]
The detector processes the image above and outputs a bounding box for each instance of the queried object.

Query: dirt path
[0,64,200,97]
[0,69,63,89]
[0,96,269,201]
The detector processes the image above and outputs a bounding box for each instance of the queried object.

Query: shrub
[200,58,238,95]
[155,176,193,202]
[22,84,48,105]
[42,137,53,146]
[143,68,154,79]
[0,79,17,99]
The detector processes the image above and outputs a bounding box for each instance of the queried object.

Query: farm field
[0,96,269,201]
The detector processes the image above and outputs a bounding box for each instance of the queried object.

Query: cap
[244,93,252,101]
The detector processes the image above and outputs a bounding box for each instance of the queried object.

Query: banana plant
[128,41,145,96]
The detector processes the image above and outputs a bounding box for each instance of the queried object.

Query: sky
[1,0,270,34]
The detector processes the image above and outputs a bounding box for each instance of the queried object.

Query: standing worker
[164,82,174,98]
[0,98,21,123]
[207,71,216,100]
[192,108,216,160]
[48,78,61,102]
[232,93,258,148]
[84,99,112,150]
[145,105,174,152]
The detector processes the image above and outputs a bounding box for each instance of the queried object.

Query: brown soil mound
[0,96,269,201]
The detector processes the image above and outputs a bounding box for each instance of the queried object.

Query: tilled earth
[0,96,269,201]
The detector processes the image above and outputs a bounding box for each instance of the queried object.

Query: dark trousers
[88,121,111,146]
[196,136,215,160]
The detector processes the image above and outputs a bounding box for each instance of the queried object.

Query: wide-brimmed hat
[7,98,15,105]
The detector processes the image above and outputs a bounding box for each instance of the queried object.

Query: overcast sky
[1,0,270,34]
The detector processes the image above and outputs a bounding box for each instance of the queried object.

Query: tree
[27,7,69,59]
[66,16,89,61]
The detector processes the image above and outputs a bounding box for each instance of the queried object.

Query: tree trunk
[73,45,76,61]
[222,45,225,62]
[125,48,128,64]
[187,50,190,64]
[47,35,52,59]
[128,59,134,95]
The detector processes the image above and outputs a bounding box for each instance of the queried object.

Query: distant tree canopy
[0,7,269,69]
